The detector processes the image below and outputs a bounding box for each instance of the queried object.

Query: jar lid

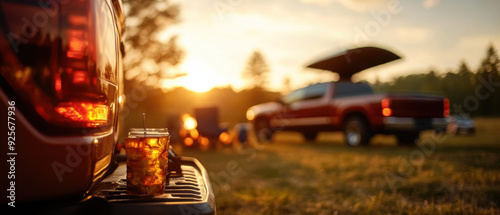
[127,128,169,138]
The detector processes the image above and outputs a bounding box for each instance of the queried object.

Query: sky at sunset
[161,0,500,92]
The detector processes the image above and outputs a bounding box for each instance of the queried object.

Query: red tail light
[0,0,118,130]
[55,102,109,126]
[381,98,392,117]
[443,98,450,117]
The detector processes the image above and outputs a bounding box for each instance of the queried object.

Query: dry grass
[180,118,500,214]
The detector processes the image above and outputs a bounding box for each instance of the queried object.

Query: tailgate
[388,95,445,118]
[89,157,216,215]
[39,157,216,215]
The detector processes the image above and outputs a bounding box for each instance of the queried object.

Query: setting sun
[167,59,220,93]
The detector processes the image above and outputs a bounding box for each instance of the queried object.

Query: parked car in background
[0,0,215,213]
[246,46,449,146]
[447,115,476,135]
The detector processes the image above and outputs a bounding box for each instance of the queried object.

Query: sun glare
[178,60,219,93]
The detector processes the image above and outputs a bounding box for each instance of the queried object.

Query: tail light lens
[55,102,109,126]
[0,0,118,130]
[443,98,450,117]
[381,98,392,117]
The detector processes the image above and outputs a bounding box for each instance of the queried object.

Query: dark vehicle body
[247,82,449,146]
[0,0,215,213]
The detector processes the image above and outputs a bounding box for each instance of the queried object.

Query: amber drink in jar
[125,128,170,196]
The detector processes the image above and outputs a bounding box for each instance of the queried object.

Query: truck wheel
[302,132,318,142]
[396,132,419,145]
[255,119,273,143]
[343,116,370,146]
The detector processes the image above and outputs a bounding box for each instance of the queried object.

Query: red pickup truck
[246,47,449,146]
[246,81,449,146]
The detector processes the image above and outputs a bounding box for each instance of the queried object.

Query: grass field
[180,118,500,215]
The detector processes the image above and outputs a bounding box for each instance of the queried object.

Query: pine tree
[476,43,500,115]
[242,51,271,89]
[422,70,442,93]
[283,76,292,94]
[457,61,474,105]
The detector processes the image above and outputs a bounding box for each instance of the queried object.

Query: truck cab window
[304,83,328,100]
[282,88,306,104]
[282,83,328,104]
[334,82,374,98]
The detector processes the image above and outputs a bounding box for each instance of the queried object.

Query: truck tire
[302,132,318,142]
[255,118,273,143]
[396,132,419,145]
[343,116,370,146]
